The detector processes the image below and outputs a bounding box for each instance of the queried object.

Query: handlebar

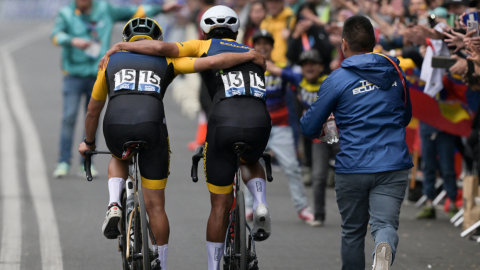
[189,147,273,183]
[191,146,204,183]
[84,150,110,181]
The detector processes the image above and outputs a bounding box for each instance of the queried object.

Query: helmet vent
[217,18,225,23]
[147,20,153,27]
[132,20,138,27]
[204,18,216,25]
[227,18,237,24]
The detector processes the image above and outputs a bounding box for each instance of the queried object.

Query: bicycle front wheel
[137,189,151,270]
[234,190,247,270]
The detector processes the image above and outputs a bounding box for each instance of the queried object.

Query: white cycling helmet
[200,5,240,34]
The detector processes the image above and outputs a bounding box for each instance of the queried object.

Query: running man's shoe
[416,205,436,219]
[298,207,315,225]
[78,164,99,178]
[102,203,122,239]
[246,207,253,221]
[53,162,69,178]
[251,203,271,241]
[372,242,392,270]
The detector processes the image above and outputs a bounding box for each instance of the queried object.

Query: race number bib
[249,71,266,100]
[221,71,246,97]
[114,69,136,91]
[300,88,318,106]
[138,70,161,93]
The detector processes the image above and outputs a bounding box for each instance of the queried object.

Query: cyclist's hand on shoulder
[98,43,121,70]
[249,50,266,71]
[79,142,96,158]
[71,38,91,50]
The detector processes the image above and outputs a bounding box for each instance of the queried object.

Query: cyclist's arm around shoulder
[194,50,265,72]
[99,41,179,69]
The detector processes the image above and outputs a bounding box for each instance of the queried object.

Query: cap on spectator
[428,7,448,18]
[442,0,469,7]
[298,49,323,65]
[252,30,274,46]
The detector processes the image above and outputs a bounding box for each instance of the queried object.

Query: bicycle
[191,142,273,270]
[85,141,159,270]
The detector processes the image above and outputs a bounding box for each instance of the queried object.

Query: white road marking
[0,62,21,270]
[0,24,63,270]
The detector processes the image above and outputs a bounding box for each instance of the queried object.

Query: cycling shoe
[251,203,271,241]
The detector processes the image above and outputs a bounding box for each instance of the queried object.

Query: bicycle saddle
[232,142,250,154]
[122,140,149,151]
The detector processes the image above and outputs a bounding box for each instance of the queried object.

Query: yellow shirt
[260,7,296,64]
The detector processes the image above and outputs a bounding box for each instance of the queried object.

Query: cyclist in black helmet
[79,17,265,270]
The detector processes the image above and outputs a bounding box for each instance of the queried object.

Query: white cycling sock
[246,178,267,211]
[206,241,224,270]
[108,177,125,207]
[158,244,168,270]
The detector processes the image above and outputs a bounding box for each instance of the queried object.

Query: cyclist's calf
[143,188,169,245]
[207,192,234,243]
[240,160,266,183]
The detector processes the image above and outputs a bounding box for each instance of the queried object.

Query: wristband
[84,137,95,146]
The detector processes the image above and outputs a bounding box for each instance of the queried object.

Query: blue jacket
[301,53,413,173]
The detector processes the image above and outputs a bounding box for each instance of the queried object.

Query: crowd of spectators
[46,0,480,225]
[178,0,480,223]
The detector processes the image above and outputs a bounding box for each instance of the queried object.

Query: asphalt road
[0,21,479,270]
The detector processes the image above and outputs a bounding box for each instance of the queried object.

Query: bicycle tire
[133,194,142,270]
[120,190,129,270]
[138,189,151,270]
[234,190,247,270]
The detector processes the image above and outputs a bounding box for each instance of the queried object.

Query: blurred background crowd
[4,0,480,236]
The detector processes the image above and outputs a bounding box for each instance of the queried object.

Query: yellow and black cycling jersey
[174,39,266,103]
[92,51,197,101]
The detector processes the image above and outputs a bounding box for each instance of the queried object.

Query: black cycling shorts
[103,95,169,190]
[204,96,272,194]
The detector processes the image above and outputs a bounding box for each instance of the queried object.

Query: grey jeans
[335,169,409,270]
[312,141,339,221]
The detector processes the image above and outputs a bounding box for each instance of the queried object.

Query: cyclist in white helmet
[100,5,272,270]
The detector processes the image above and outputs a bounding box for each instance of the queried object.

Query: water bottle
[319,116,339,144]
[126,179,134,218]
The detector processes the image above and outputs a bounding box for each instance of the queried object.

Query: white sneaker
[102,203,122,239]
[372,242,392,270]
[252,203,271,241]
[298,207,315,225]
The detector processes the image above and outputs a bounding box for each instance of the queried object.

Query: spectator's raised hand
[449,54,468,75]
[459,12,468,29]
[466,42,480,67]
[291,19,313,39]
[463,30,480,48]
[444,30,466,52]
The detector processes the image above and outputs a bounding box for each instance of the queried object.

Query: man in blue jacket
[301,15,413,270]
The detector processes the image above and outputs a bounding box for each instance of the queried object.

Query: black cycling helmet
[122,17,163,42]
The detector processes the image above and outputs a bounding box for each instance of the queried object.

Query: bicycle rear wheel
[234,190,247,270]
[120,190,129,270]
[136,189,151,270]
